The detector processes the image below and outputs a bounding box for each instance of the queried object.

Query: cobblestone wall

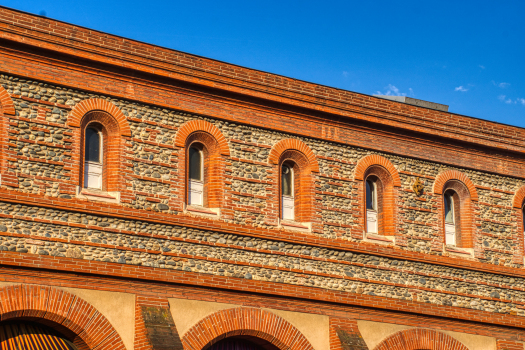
[1,74,525,268]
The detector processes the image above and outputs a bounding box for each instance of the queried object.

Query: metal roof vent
[374,95,449,112]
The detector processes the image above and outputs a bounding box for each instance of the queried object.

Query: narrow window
[366,179,378,233]
[188,146,204,206]
[444,191,456,245]
[84,126,103,189]
[282,164,294,220]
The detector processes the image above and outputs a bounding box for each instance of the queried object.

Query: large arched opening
[206,335,280,350]
[0,320,79,349]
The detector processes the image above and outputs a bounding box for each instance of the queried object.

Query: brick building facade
[0,6,524,350]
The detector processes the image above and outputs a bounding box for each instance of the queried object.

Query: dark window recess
[189,147,202,180]
[282,165,293,196]
[85,127,101,163]
[444,192,454,223]
[366,179,376,210]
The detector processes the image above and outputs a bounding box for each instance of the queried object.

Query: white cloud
[498,95,513,104]
[342,71,348,77]
[479,65,485,69]
[492,81,511,88]
[518,98,525,106]
[455,86,468,92]
[375,84,411,96]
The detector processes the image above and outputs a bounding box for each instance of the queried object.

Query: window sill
[364,232,395,245]
[444,245,473,257]
[185,205,220,218]
[279,220,311,232]
[76,187,120,204]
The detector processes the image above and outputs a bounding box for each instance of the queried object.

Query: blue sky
[3,1,525,127]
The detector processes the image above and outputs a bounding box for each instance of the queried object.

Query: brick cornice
[0,188,524,280]
[1,7,525,154]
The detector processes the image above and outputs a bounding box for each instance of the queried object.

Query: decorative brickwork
[373,329,469,350]
[181,307,314,350]
[174,120,229,210]
[355,155,400,236]
[134,296,183,350]
[174,120,230,156]
[0,284,126,350]
[329,317,368,350]
[69,98,131,136]
[433,169,478,201]
[0,85,16,188]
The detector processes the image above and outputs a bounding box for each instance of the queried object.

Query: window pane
[85,128,101,163]
[189,147,202,180]
[366,180,375,210]
[282,165,293,196]
[444,193,454,223]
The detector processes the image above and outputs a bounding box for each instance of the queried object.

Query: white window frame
[188,147,204,206]
[366,179,378,233]
[444,191,456,246]
[282,164,295,221]
[84,127,103,190]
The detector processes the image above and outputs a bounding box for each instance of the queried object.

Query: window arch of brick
[0,284,126,350]
[0,85,16,187]
[433,170,478,248]
[355,155,400,236]
[512,185,525,256]
[174,120,230,156]
[269,139,319,223]
[78,111,123,192]
[69,99,131,192]
[68,98,131,136]
[181,307,314,350]
[373,328,469,350]
[175,120,230,209]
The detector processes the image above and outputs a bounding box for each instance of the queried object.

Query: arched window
[188,145,204,206]
[444,190,458,245]
[281,163,295,220]
[84,125,103,190]
[440,181,470,248]
[366,178,378,233]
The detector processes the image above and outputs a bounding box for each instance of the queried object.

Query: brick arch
[512,185,525,208]
[0,284,126,350]
[268,139,319,173]
[0,85,15,116]
[354,154,401,187]
[181,307,314,350]
[68,98,131,136]
[174,120,230,156]
[374,328,469,350]
[433,169,478,201]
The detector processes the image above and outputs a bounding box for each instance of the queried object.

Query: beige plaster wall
[264,308,329,350]
[168,298,237,337]
[357,320,496,350]
[357,320,412,350]
[443,330,496,350]
[61,287,136,350]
